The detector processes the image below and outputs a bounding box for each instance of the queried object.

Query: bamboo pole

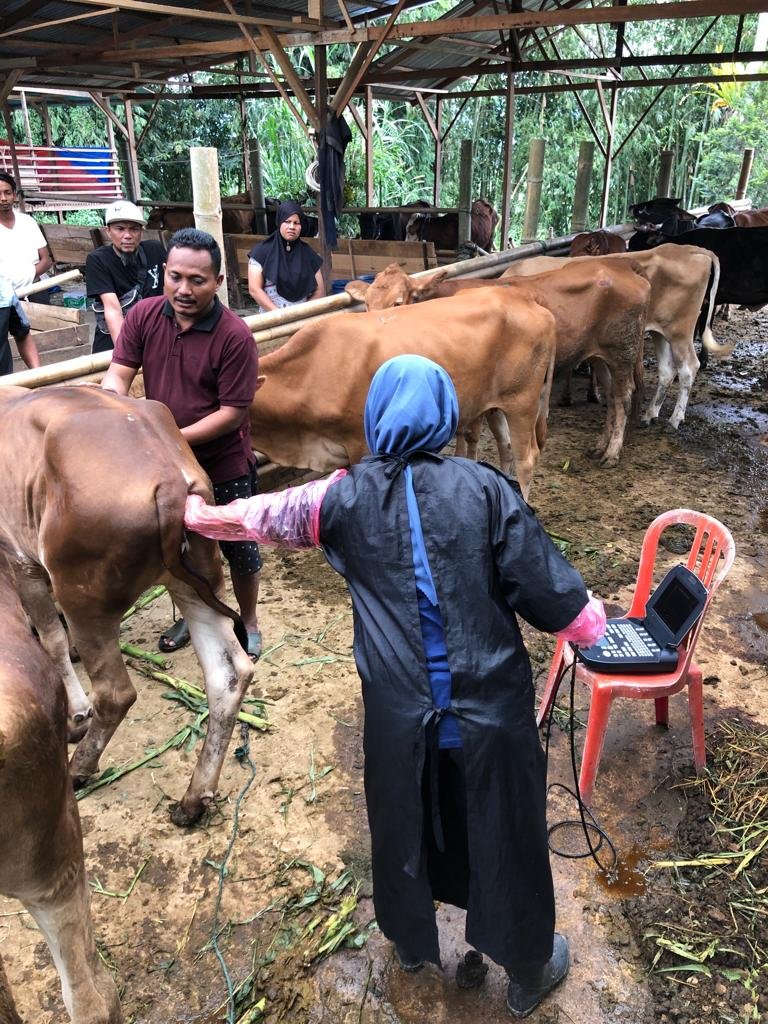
[457,139,473,245]
[248,136,266,233]
[190,146,228,307]
[17,269,82,298]
[657,148,675,197]
[521,138,545,242]
[735,148,755,201]
[571,140,595,233]
[3,226,634,391]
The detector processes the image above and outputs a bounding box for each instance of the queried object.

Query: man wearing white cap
[86,199,166,353]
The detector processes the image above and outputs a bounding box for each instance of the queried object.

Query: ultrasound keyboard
[575,618,681,673]
[600,621,661,659]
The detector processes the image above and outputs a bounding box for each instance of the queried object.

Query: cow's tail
[631,338,645,421]
[154,481,248,652]
[535,341,556,451]
[701,253,735,360]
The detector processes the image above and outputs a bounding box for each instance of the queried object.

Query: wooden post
[657,149,674,197]
[434,97,443,207]
[240,95,249,195]
[1,101,25,211]
[571,140,594,233]
[314,43,333,292]
[735,148,755,200]
[522,138,545,242]
[458,139,473,246]
[597,85,618,227]
[499,74,515,250]
[365,85,374,207]
[123,97,141,201]
[248,136,266,233]
[190,146,229,307]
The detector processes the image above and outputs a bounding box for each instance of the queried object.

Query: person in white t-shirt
[0,172,52,291]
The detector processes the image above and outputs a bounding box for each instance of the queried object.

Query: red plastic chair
[538,509,735,806]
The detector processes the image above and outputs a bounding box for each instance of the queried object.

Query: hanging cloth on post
[317,112,352,248]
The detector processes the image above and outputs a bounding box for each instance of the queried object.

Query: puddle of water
[597,845,646,898]
[752,611,768,632]
[693,400,768,434]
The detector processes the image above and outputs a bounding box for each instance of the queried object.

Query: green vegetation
[9,10,766,241]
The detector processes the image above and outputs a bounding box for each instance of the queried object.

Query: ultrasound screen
[652,577,701,635]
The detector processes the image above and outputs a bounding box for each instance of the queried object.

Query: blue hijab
[364,355,459,605]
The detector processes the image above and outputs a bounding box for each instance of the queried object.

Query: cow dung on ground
[3,309,768,1024]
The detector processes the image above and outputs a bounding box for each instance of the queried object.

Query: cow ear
[415,269,449,294]
[255,375,267,392]
[345,279,370,301]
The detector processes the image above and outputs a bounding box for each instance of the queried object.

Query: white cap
[104,200,145,226]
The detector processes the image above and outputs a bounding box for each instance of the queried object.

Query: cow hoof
[169,799,205,828]
[599,455,620,468]
[71,768,97,790]
[67,709,93,744]
[587,447,606,461]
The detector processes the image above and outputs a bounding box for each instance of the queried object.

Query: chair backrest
[626,509,735,672]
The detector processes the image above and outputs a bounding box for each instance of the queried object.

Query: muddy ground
[2,308,768,1024]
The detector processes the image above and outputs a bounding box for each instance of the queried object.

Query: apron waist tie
[405,704,462,878]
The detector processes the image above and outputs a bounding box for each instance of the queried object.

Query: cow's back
[250,289,556,470]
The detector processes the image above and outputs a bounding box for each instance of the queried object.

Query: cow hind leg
[165,584,254,826]
[25,860,122,1024]
[455,417,482,460]
[15,571,93,742]
[593,363,633,468]
[667,338,699,430]
[65,615,137,787]
[0,956,22,1024]
[642,333,677,425]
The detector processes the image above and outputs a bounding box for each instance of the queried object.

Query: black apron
[319,453,588,971]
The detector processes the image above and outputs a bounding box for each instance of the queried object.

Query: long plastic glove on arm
[555,593,606,647]
[184,469,347,550]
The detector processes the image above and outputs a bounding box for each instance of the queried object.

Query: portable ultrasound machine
[575,564,708,674]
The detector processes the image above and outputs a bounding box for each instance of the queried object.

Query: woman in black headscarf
[248,200,324,312]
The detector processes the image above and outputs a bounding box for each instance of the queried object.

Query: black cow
[630,197,693,226]
[358,201,433,241]
[629,226,768,308]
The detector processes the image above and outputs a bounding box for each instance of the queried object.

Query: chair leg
[578,686,614,807]
[537,639,572,728]
[655,696,669,727]
[687,667,707,773]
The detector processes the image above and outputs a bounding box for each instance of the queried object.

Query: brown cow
[0,564,122,1024]
[249,287,557,499]
[405,198,499,252]
[708,202,768,228]
[146,193,257,233]
[569,230,628,257]
[0,386,253,826]
[502,244,727,429]
[347,261,651,467]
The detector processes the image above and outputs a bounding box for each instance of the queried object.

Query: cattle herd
[0,192,765,1023]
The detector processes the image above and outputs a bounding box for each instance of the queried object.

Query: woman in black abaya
[247,200,324,312]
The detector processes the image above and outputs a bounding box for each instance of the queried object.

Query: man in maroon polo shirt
[100,227,262,657]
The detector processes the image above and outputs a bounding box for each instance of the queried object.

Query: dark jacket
[319,452,588,970]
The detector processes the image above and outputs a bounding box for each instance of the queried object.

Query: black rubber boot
[395,945,424,972]
[506,933,570,1019]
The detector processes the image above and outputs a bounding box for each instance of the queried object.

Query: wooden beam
[88,90,129,139]
[1,94,25,209]
[0,0,48,31]
[255,24,321,130]
[123,96,141,200]
[0,69,23,105]
[0,7,119,40]
[415,92,438,139]
[220,0,316,137]
[499,72,515,250]
[337,0,354,33]
[281,0,768,46]
[60,0,317,33]
[330,0,407,114]
[365,85,373,206]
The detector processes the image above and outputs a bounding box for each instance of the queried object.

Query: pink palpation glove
[554,592,606,647]
[184,469,347,550]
